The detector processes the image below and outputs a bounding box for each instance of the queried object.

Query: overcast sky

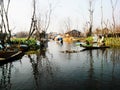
[6,0,120,33]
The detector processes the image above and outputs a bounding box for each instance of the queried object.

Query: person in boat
[60,37,63,44]
[80,40,92,47]
[85,40,90,45]
[93,34,98,43]
[97,35,105,46]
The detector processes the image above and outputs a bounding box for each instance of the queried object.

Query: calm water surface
[0,41,120,90]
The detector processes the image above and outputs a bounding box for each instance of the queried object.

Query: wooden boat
[0,43,26,64]
[80,44,110,50]
[0,50,24,64]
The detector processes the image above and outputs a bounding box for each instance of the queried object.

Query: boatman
[97,35,105,46]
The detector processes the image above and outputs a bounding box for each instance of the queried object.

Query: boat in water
[80,43,110,50]
[0,44,25,65]
[0,50,24,65]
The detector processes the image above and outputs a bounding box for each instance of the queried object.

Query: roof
[66,29,81,34]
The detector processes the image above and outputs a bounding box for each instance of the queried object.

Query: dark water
[0,41,120,90]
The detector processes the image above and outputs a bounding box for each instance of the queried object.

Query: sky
[5,0,120,33]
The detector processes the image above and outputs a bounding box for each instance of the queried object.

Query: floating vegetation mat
[60,50,80,53]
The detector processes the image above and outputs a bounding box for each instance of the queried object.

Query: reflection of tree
[88,50,94,79]
[101,48,120,89]
[28,49,55,90]
[84,50,93,88]
[96,49,107,79]
[110,48,120,62]
[0,63,12,90]
[110,48,120,85]
[96,48,120,88]
[83,48,120,89]
[84,50,100,89]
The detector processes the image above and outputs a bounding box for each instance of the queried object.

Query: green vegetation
[105,37,120,47]
[86,37,120,47]
[85,37,93,43]
[11,38,40,49]
[75,37,120,47]
[11,37,120,48]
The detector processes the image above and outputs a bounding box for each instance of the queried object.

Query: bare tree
[88,0,95,36]
[35,2,55,41]
[64,17,72,33]
[27,0,37,40]
[0,0,11,33]
[44,4,52,33]
[110,0,118,31]
[27,0,54,41]
[101,0,103,31]
[0,0,11,42]
[4,0,11,41]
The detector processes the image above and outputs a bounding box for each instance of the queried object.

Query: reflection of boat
[80,44,110,50]
[0,50,24,64]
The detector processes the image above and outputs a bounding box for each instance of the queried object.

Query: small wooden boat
[0,50,24,64]
[80,44,110,50]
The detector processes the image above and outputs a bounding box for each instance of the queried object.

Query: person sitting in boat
[80,40,92,47]
[93,34,98,43]
[85,40,90,45]
[97,35,105,46]
[59,37,63,44]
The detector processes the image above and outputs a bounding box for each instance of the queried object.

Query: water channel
[0,40,120,90]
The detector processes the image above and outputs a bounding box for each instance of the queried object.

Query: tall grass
[105,37,120,47]
[79,37,120,47]
[86,37,120,47]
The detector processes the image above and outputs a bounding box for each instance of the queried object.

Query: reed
[105,37,120,47]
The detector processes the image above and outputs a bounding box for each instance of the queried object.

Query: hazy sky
[7,0,120,33]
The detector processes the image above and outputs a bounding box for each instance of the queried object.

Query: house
[65,29,81,37]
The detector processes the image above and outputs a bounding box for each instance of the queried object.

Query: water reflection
[62,42,77,60]
[82,48,120,89]
[27,49,56,90]
[0,42,120,90]
[83,50,96,89]
[0,63,12,90]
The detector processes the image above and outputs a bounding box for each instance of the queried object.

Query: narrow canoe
[80,44,110,50]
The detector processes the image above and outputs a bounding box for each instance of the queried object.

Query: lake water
[0,41,120,90]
